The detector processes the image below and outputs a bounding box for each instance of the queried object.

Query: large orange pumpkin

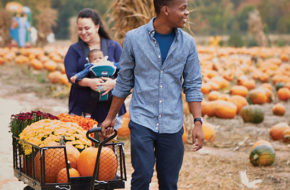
[34,143,66,183]
[247,89,267,105]
[201,101,215,117]
[269,123,290,141]
[77,147,117,181]
[66,144,80,169]
[214,100,237,119]
[117,112,130,138]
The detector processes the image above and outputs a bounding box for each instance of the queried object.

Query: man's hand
[100,119,115,137]
[192,122,204,151]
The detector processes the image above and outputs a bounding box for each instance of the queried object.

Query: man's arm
[188,101,204,152]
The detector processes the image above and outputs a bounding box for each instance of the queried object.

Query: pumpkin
[57,162,80,183]
[214,100,237,119]
[44,61,57,72]
[247,89,267,105]
[202,122,216,142]
[269,122,289,141]
[77,147,117,181]
[282,129,290,143]
[251,140,272,150]
[239,105,264,124]
[34,142,66,183]
[277,87,290,101]
[272,103,286,116]
[182,125,187,143]
[229,95,248,113]
[66,144,80,169]
[249,145,275,166]
[117,112,130,138]
[201,83,212,94]
[201,101,215,117]
[0,57,4,65]
[207,91,221,101]
[48,71,62,84]
[230,85,248,97]
[30,59,44,70]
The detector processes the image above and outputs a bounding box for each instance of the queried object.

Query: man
[101,0,204,189]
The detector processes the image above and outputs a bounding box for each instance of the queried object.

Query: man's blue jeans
[129,121,184,190]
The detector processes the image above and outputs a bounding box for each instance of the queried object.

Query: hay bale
[248,9,268,47]
[36,8,58,47]
[0,9,12,47]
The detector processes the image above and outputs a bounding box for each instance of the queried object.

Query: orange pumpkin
[117,112,130,138]
[201,83,212,95]
[44,61,57,72]
[269,123,290,141]
[272,103,286,116]
[277,87,290,101]
[77,147,117,181]
[247,89,267,104]
[229,95,248,113]
[230,85,248,97]
[208,91,221,101]
[182,125,187,143]
[57,163,80,183]
[201,101,215,117]
[30,59,43,70]
[66,145,80,169]
[202,122,216,142]
[35,143,66,183]
[214,100,237,119]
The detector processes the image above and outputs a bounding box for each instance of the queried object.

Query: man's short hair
[153,0,174,15]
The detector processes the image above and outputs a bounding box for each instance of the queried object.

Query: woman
[64,8,126,127]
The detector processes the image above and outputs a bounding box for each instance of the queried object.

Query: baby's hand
[70,75,77,83]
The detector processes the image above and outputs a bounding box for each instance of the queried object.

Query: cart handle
[86,126,117,145]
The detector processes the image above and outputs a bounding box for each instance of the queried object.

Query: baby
[70,49,114,84]
[70,49,117,119]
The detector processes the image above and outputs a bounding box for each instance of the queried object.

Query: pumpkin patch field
[0,44,289,190]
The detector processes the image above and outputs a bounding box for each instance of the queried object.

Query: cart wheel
[23,186,35,190]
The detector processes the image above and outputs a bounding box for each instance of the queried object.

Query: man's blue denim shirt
[112,18,203,134]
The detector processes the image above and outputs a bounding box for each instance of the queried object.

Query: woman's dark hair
[153,0,174,15]
[77,8,111,40]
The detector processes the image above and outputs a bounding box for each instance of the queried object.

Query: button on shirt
[112,18,203,134]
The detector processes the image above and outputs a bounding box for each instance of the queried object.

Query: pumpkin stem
[59,136,66,145]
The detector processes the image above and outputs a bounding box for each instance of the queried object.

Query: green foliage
[228,32,244,47]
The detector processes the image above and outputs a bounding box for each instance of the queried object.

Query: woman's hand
[100,77,116,95]
[88,78,104,91]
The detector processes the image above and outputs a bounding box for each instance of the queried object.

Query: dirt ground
[0,61,289,190]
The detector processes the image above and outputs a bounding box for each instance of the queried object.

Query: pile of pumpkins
[34,142,117,184]
[0,46,70,86]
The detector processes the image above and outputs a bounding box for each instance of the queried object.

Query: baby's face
[89,51,104,63]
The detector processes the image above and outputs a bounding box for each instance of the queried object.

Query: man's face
[166,0,189,28]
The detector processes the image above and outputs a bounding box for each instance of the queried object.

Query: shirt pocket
[167,55,186,77]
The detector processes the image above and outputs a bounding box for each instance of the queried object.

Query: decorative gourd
[202,122,216,142]
[277,87,290,101]
[251,140,272,150]
[57,162,80,183]
[239,105,264,124]
[34,142,66,183]
[282,129,290,143]
[214,100,237,119]
[272,103,286,116]
[249,145,275,166]
[269,122,289,141]
[229,95,248,113]
[77,147,117,181]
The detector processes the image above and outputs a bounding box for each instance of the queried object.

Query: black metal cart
[13,127,127,190]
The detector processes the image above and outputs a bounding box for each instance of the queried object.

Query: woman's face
[77,18,99,43]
